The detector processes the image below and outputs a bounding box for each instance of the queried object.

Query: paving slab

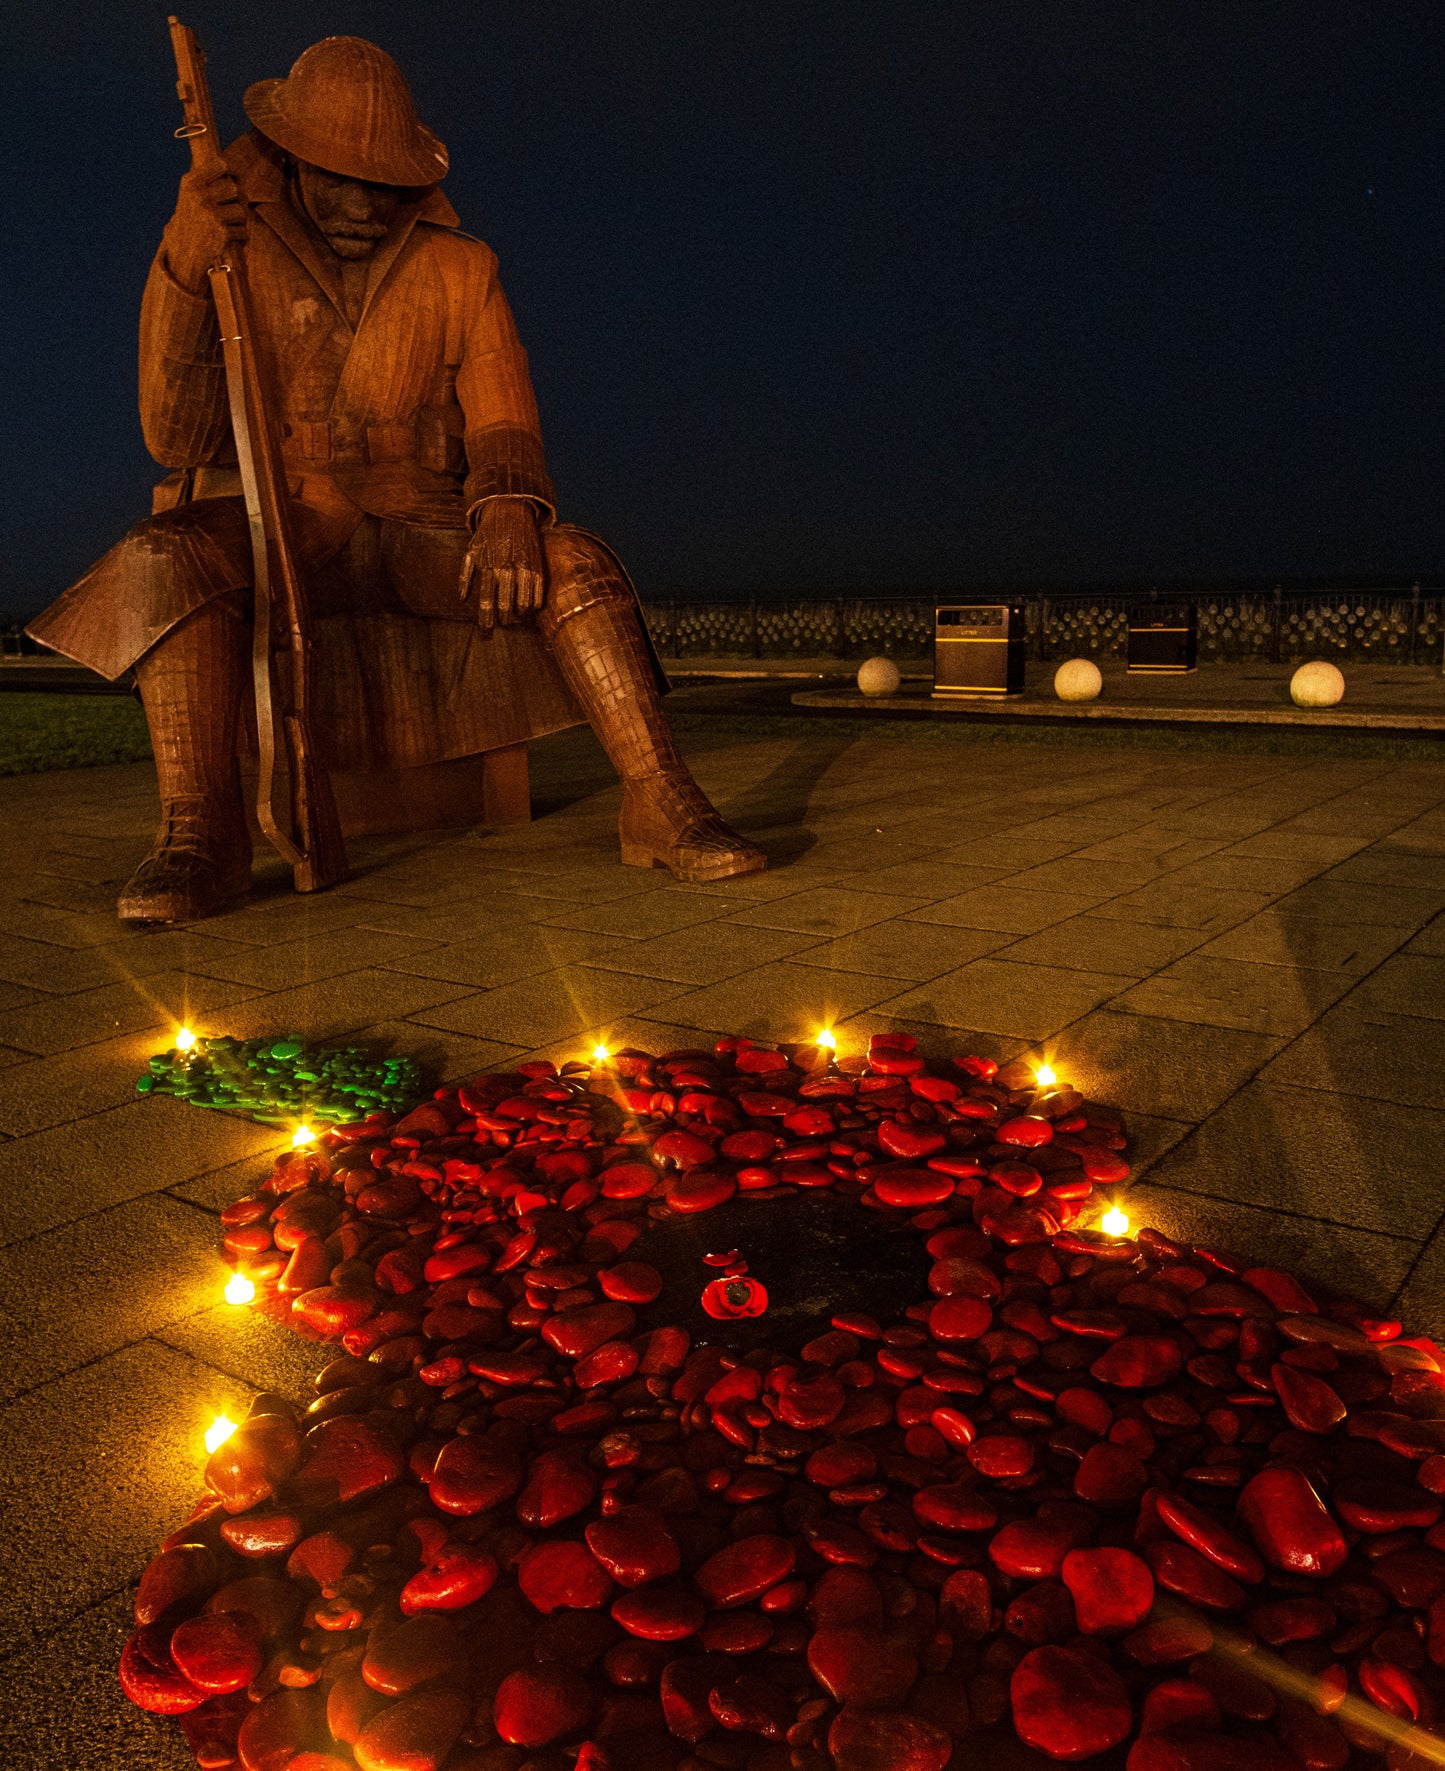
[1110,953,1356,1037]
[581,920,823,985]
[993,915,1208,977]
[1137,1082,1445,1242]
[1261,1003,1445,1110]
[0,1096,278,1247]
[906,883,1108,935]
[1196,912,1414,974]
[410,964,676,1047]
[881,957,1134,1042]
[725,884,932,936]
[0,969,260,1059]
[0,1339,256,1657]
[652,960,898,1041]
[0,1192,227,1402]
[1044,1008,1285,1120]
[0,1589,193,1771]
[380,923,624,988]
[789,919,1007,980]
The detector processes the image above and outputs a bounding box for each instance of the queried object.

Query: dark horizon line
[5,568,1445,627]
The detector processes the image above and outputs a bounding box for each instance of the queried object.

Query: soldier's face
[294,162,402,260]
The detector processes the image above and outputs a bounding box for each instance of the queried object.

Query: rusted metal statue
[27,32,765,923]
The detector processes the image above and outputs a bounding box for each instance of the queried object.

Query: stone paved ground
[3,708,1445,1764]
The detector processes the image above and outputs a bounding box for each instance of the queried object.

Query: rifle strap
[207,255,302,869]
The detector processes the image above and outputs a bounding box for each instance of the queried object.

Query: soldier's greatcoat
[27,132,642,772]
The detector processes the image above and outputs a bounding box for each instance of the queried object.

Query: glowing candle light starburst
[174,1026,197,1053]
[224,1273,255,1307]
[204,1415,238,1456]
[590,1044,611,1064]
[291,1124,316,1149]
[815,1029,837,1051]
[1034,1063,1057,1087]
[1101,1204,1130,1237]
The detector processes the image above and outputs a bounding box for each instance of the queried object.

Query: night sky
[1,1,1441,618]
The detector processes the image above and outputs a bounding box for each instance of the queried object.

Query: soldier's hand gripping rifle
[168,16,348,894]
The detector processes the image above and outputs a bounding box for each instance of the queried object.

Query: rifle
[168,16,348,894]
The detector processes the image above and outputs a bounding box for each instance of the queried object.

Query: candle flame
[815,1029,837,1051]
[224,1273,255,1306]
[1101,1204,1130,1237]
[1034,1063,1057,1086]
[590,1044,611,1063]
[174,1026,197,1053]
[291,1124,316,1149]
[204,1415,238,1455]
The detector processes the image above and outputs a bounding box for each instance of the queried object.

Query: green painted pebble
[136,1034,421,1129]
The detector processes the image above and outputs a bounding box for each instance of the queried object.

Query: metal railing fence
[639,587,1444,668]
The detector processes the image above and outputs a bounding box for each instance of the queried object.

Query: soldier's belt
[285,419,421,465]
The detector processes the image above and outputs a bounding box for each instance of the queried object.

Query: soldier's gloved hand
[459,496,547,632]
[164,167,248,292]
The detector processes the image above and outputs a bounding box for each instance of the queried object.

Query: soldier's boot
[540,547,766,884]
[120,600,252,923]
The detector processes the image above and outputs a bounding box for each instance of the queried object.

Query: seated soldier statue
[27,35,765,924]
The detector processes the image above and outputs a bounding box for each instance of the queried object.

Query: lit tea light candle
[1101,1203,1130,1237]
[291,1124,316,1149]
[590,1044,611,1064]
[204,1415,238,1455]
[1034,1063,1057,1087]
[224,1273,255,1306]
[174,1026,197,1053]
[815,1029,837,1051]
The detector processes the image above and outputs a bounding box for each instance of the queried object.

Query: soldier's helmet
[244,37,449,187]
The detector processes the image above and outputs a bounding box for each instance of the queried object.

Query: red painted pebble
[584,1506,681,1587]
[1090,1334,1183,1388]
[1011,1644,1134,1760]
[826,1707,953,1771]
[399,1545,498,1613]
[912,1482,998,1533]
[542,1301,635,1359]
[990,1518,1084,1581]
[968,1432,1034,1479]
[493,1665,595,1746]
[694,1534,796,1608]
[119,1625,205,1714]
[1236,1466,1347,1578]
[1155,1490,1264,1584]
[1271,1361,1347,1434]
[354,1686,470,1771]
[518,1540,615,1613]
[873,1166,954,1208]
[515,1448,595,1529]
[611,1584,706,1640]
[598,1259,662,1302]
[1074,1442,1149,1506]
[928,1294,993,1342]
[430,1438,522,1516]
[808,1624,919,1708]
[167,1612,262,1694]
[1063,1548,1155,1634]
[362,1615,468,1697]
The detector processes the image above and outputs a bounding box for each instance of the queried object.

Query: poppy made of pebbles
[122,1031,1445,1771]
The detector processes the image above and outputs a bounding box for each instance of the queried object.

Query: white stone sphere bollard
[857,656,901,697]
[1290,661,1345,708]
[1053,658,1103,702]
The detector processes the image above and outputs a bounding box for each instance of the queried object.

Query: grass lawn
[0,693,153,775]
